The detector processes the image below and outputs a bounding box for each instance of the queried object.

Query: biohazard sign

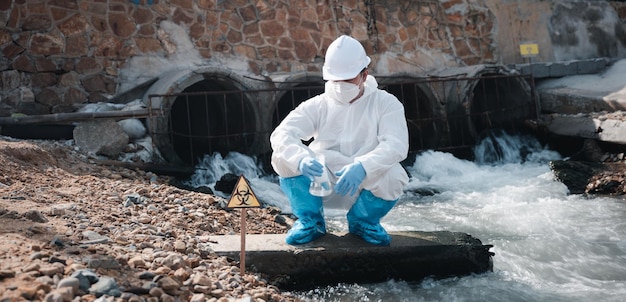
[225,175,261,274]
[226,175,261,208]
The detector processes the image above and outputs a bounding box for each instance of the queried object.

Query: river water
[188,132,626,302]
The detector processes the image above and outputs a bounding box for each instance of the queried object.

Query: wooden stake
[240,209,246,274]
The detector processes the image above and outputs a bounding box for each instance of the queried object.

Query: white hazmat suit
[270,74,409,202]
[271,34,409,246]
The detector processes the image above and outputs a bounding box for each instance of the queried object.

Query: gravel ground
[0,137,297,302]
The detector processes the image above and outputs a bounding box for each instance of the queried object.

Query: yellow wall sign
[226,175,261,208]
[519,43,539,57]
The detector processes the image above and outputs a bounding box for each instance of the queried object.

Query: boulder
[73,120,129,157]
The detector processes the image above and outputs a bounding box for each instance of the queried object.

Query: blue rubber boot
[347,190,397,246]
[280,175,326,245]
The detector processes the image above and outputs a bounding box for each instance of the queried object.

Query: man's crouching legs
[347,190,397,246]
[280,175,326,245]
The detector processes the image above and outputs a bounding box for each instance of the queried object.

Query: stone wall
[0,0,625,118]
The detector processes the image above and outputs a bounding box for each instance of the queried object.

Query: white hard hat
[322,35,371,81]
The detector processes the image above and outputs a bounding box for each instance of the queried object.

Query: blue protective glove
[298,156,323,180]
[335,162,366,196]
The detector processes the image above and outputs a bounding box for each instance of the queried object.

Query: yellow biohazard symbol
[519,43,539,57]
[226,175,261,208]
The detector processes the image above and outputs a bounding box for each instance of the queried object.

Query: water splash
[473,129,560,165]
[187,152,263,185]
[185,152,289,210]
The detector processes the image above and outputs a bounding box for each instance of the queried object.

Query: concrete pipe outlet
[144,67,266,166]
[428,64,536,158]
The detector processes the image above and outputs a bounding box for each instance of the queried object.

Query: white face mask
[326,75,364,104]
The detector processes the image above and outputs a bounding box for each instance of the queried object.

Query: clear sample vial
[309,154,332,197]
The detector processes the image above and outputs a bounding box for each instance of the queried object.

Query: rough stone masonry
[0,0,625,119]
[0,0,499,116]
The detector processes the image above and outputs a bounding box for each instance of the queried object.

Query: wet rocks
[550,139,626,195]
[550,160,605,194]
[585,164,626,195]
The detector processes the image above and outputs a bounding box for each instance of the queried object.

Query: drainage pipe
[427,64,537,154]
[144,67,270,165]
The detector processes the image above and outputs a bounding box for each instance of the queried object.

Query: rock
[124,285,150,295]
[89,276,120,297]
[173,241,186,252]
[43,286,74,302]
[161,254,184,270]
[22,210,48,222]
[29,252,50,260]
[161,293,176,302]
[128,255,147,269]
[48,256,66,265]
[156,276,180,292]
[48,204,69,216]
[73,120,129,157]
[569,139,605,162]
[57,276,80,293]
[36,275,54,285]
[550,158,626,195]
[0,269,15,280]
[138,213,152,224]
[49,237,65,248]
[173,267,190,281]
[214,173,238,194]
[210,288,224,297]
[148,286,164,297]
[71,269,99,292]
[137,271,155,280]
[85,256,120,269]
[125,193,147,205]
[0,209,21,218]
[193,285,211,293]
[82,230,107,241]
[23,263,41,273]
[39,264,64,276]
[190,293,207,302]
[550,160,604,194]
[191,274,212,287]
[18,285,41,300]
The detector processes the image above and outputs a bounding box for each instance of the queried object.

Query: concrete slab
[538,87,626,114]
[538,112,626,145]
[508,58,612,79]
[207,231,494,290]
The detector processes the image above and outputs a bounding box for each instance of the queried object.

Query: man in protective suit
[270,35,409,246]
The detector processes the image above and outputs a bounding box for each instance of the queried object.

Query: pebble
[57,276,80,292]
[0,270,15,280]
[44,286,74,302]
[89,276,121,297]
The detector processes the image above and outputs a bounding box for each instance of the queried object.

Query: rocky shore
[0,137,295,302]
